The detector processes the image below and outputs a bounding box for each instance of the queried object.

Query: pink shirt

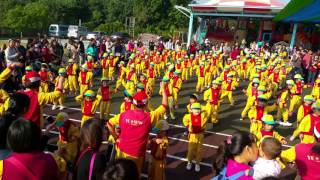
[118,109,151,157]
[226,159,253,180]
[295,143,320,180]
[3,152,58,180]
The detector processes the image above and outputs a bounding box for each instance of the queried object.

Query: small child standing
[148,120,169,180]
[253,137,282,180]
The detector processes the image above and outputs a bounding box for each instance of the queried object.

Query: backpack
[211,166,253,180]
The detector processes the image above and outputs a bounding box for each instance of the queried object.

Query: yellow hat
[84,90,96,97]
[58,68,66,74]
[25,66,32,71]
[212,80,220,85]
[81,64,88,70]
[257,94,268,101]
[227,73,234,78]
[101,77,109,82]
[252,78,260,84]
[257,85,266,92]
[253,74,260,78]
[68,59,74,63]
[56,112,69,123]
[191,102,201,109]
[304,95,315,102]
[286,79,295,86]
[262,114,276,125]
[294,74,303,80]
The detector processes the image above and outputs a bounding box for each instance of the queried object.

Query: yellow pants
[148,158,166,180]
[147,78,155,95]
[116,78,124,90]
[205,74,212,87]
[155,64,161,77]
[102,68,109,79]
[80,84,89,96]
[125,81,135,94]
[277,107,289,122]
[40,82,49,93]
[116,147,144,176]
[81,115,94,127]
[54,93,65,106]
[100,101,111,120]
[165,96,175,119]
[187,133,204,163]
[241,96,255,118]
[68,75,78,92]
[221,91,234,105]
[208,104,219,123]
[57,140,78,162]
[182,68,189,81]
[250,120,263,135]
[189,66,194,77]
[173,88,179,106]
[136,64,142,74]
[196,77,205,92]
[108,67,115,80]
[289,95,301,113]
[160,62,165,70]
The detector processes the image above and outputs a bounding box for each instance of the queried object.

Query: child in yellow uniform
[52,68,69,110]
[287,79,302,119]
[123,64,137,95]
[183,103,209,172]
[78,64,93,96]
[0,89,9,115]
[196,62,206,93]
[204,61,213,88]
[220,73,238,106]
[203,80,221,124]
[38,63,52,93]
[297,95,314,127]
[100,53,109,79]
[171,70,182,109]
[22,66,33,86]
[182,56,190,82]
[290,100,320,144]
[159,76,175,120]
[248,94,277,136]
[115,61,126,90]
[148,120,169,180]
[120,90,135,113]
[66,59,78,95]
[311,77,320,99]
[147,62,156,95]
[277,80,293,127]
[75,90,102,126]
[241,78,260,120]
[85,55,97,79]
[107,53,119,81]
[97,78,116,121]
[256,114,287,145]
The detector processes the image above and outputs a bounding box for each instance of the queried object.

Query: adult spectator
[0,93,30,160]
[149,39,155,51]
[165,39,173,50]
[75,119,107,180]
[281,122,320,180]
[107,83,168,175]
[15,39,26,63]
[302,50,313,80]
[212,131,258,179]
[79,36,85,64]
[222,42,231,66]
[157,41,165,53]
[103,159,139,180]
[0,44,6,71]
[2,119,59,180]
[189,41,197,55]
[5,39,20,66]
[289,51,302,75]
[308,55,319,85]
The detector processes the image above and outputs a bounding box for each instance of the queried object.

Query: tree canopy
[0,0,190,37]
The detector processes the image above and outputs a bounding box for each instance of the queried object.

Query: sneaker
[164,115,168,120]
[195,164,200,172]
[239,117,243,121]
[183,131,188,136]
[282,121,292,127]
[59,106,65,110]
[52,105,57,110]
[186,162,192,170]
[171,116,176,120]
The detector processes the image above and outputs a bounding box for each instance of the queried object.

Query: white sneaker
[195,164,200,172]
[164,115,168,120]
[239,117,243,121]
[59,106,65,110]
[282,122,292,127]
[52,105,57,110]
[186,162,192,170]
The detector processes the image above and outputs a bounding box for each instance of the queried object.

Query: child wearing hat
[22,66,33,87]
[75,90,102,126]
[159,76,175,120]
[204,61,213,88]
[276,80,293,127]
[148,120,169,180]
[203,80,221,124]
[84,55,97,79]
[248,94,277,136]
[66,59,79,95]
[311,76,320,99]
[100,53,109,79]
[147,62,156,95]
[98,78,116,121]
[290,100,320,144]
[297,95,315,127]
[38,63,53,93]
[241,78,260,120]
[124,64,137,94]
[220,73,238,106]
[115,61,126,91]
[287,79,302,118]
[196,62,206,93]
[256,114,287,145]
[183,103,209,172]
[107,52,119,81]
[52,68,69,110]
[78,64,93,96]
[171,70,182,109]
[182,56,190,82]
[120,90,135,113]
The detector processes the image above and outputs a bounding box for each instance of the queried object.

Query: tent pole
[290,23,298,49]
[187,13,194,48]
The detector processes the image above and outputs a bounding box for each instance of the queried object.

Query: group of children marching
[2,45,320,179]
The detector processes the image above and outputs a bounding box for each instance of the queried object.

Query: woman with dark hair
[281,122,320,180]
[212,131,258,179]
[0,93,30,160]
[103,158,139,180]
[75,119,107,180]
[1,119,59,179]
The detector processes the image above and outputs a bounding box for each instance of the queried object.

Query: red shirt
[295,143,320,180]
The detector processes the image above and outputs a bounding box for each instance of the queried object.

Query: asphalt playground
[43,74,304,180]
